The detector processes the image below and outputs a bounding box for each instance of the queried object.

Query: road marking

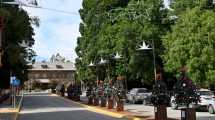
[19,107,87,114]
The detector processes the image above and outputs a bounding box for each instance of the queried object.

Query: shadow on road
[18,92,125,120]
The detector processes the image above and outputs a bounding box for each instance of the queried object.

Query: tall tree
[0,0,37,88]
[76,0,129,82]
[162,3,215,87]
[76,0,170,87]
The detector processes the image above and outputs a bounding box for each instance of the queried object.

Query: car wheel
[171,101,178,109]
[208,105,215,114]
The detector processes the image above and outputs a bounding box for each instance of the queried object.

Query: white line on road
[20,107,87,114]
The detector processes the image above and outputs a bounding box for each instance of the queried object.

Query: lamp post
[98,57,108,107]
[114,52,128,94]
[138,41,169,120]
[87,61,97,105]
[104,56,114,109]
[113,52,126,111]
[137,40,156,81]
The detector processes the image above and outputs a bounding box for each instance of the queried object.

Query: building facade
[27,54,76,89]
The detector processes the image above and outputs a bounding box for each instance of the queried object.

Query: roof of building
[28,62,76,71]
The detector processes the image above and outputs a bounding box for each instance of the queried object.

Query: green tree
[162,8,215,87]
[170,0,212,15]
[76,0,130,82]
[76,0,170,87]
[0,0,37,88]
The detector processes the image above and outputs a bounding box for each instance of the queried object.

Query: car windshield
[199,91,214,96]
[137,89,149,93]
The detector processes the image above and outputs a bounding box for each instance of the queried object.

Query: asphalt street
[18,92,125,120]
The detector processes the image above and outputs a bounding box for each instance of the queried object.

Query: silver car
[171,89,214,109]
[126,88,152,104]
[198,90,214,108]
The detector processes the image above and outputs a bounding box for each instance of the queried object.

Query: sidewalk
[0,113,16,120]
[0,94,23,120]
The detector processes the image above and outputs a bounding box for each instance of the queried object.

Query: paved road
[18,92,124,120]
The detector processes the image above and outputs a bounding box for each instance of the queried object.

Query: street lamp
[99,57,111,107]
[138,41,170,120]
[88,61,95,67]
[113,52,127,93]
[87,61,97,84]
[99,57,107,65]
[113,52,128,111]
[87,61,98,105]
[113,52,122,60]
[137,40,156,81]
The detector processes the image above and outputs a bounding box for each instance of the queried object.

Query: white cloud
[23,0,82,62]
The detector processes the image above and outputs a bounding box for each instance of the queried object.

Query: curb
[53,94,143,120]
[14,93,24,120]
[0,108,17,113]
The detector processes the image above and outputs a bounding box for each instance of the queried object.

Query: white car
[198,89,214,109]
[126,88,152,104]
[171,89,214,109]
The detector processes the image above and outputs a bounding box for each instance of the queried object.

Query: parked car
[126,88,152,104]
[171,89,214,109]
[198,89,214,108]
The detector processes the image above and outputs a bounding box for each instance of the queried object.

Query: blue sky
[23,0,83,62]
[23,0,168,62]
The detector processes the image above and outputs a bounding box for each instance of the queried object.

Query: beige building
[27,54,76,89]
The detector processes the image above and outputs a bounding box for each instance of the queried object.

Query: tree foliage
[76,0,170,86]
[0,0,37,88]
[163,0,215,87]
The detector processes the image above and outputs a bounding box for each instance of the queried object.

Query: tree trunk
[74,95,80,101]
[88,97,93,105]
[100,97,106,107]
[0,66,10,89]
[93,98,99,106]
[116,100,124,111]
[181,108,196,120]
[107,99,114,109]
[154,105,167,120]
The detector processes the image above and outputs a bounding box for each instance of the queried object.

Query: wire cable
[24,5,79,15]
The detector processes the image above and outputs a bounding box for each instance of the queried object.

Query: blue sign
[10,76,20,86]
[14,79,20,86]
[10,76,16,84]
